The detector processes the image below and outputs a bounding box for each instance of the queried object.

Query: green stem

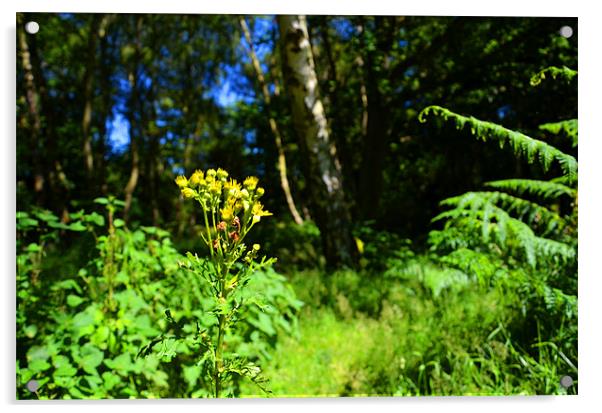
[202,207,214,259]
[215,312,225,397]
[214,265,229,398]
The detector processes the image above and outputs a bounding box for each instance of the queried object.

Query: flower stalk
[176,168,273,397]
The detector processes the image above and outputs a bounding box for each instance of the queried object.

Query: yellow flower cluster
[175,168,272,250]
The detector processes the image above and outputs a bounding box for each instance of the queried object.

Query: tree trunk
[123,17,143,221]
[18,13,70,216]
[82,15,101,178]
[147,85,161,227]
[239,16,303,225]
[357,17,392,221]
[277,15,357,269]
[96,15,114,195]
[17,13,45,199]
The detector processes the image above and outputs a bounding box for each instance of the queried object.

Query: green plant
[417,67,578,393]
[167,168,277,397]
[17,194,300,399]
[16,205,188,399]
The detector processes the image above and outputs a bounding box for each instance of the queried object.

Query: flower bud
[216,168,229,180]
[181,187,197,199]
[189,170,204,187]
[175,175,188,188]
[244,176,259,191]
[209,181,222,195]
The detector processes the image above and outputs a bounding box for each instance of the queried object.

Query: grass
[240,263,575,397]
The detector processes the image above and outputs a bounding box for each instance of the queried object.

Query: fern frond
[438,191,567,234]
[485,179,577,199]
[435,192,575,267]
[418,105,577,183]
[530,66,577,86]
[440,247,508,285]
[539,119,578,148]
[534,237,576,263]
[542,286,577,319]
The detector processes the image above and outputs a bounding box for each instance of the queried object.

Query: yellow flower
[209,180,222,195]
[252,202,272,223]
[206,168,216,178]
[224,179,242,200]
[189,170,204,187]
[252,243,260,251]
[255,187,265,197]
[216,168,229,181]
[221,206,234,222]
[243,176,259,191]
[175,175,188,188]
[181,187,197,199]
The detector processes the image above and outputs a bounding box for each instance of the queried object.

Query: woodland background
[16,13,577,398]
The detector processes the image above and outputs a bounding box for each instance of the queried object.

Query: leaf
[76,344,104,375]
[530,66,577,86]
[102,372,121,391]
[68,222,87,232]
[103,353,132,374]
[53,355,78,377]
[27,345,50,362]
[418,105,577,183]
[24,324,38,338]
[93,197,109,205]
[34,210,59,223]
[250,312,277,337]
[84,212,105,227]
[17,217,39,228]
[183,364,201,388]
[67,294,85,307]
[52,279,83,294]
[48,222,71,230]
[26,243,42,253]
[113,219,125,228]
[28,358,51,373]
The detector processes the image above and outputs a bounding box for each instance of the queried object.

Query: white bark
[278,15,356,268]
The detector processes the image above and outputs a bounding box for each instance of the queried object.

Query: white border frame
[2,1,600,412]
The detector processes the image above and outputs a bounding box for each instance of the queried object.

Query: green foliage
[529,66,577,86]
[418,105,578,184]
[245,262,575,396]
[16,202,300,399]
[417,68,578,395]
[157,168,292,397]
[485,179,577,200]
[254,220,323,271]
[16,13,578,398]
[539,119,578,147]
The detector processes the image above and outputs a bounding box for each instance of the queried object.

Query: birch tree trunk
[239,17,304,225]
[277,15,357,268]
